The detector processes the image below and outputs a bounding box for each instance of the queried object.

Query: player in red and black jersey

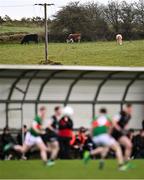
[58,113,73,159]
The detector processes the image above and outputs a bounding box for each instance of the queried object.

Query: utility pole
[35,3,54,64]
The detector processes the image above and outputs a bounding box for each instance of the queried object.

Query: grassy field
[0,40,144,66]
[0,25,44,34]
[0,160,144,179]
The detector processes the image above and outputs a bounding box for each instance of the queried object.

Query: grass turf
[0,40,144,66]
[0,160,144,179]
[0,25,43,34]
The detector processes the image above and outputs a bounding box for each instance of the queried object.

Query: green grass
[0,41,144,66]
[0,25,44,34]
[0,160,144,179]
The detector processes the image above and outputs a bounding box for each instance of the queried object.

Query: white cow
[116,34,123,45]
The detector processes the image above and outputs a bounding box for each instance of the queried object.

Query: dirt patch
[39,59,63,65]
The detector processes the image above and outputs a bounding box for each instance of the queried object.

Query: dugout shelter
[0,65,144,130]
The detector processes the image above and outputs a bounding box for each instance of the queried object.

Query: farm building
[0,65,144,130]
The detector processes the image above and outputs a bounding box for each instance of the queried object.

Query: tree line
[0,15,45,26]
[50,0,144,41]
[0,0,144,42]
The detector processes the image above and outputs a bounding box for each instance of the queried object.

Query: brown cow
[66,33,81,43]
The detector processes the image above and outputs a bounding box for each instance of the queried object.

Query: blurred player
[59,106,74,159]
[42,106,61,165]
[112,104,133,163]
[4,106,49,165]
[83,108,128,171]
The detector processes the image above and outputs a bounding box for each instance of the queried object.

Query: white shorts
[24,132,43,146]
[93,134,116,147]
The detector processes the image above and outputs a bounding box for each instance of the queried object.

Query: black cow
[21,34,38,44]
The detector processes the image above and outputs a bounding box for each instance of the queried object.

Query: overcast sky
[0,0,138,19]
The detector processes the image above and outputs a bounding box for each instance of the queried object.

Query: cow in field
[116,34,123,45]
[66,33,81,43]
[21,34,38,44]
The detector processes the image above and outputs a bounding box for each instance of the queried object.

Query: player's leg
[92,134,110,158]
[14,143,30,154]
[119,136,132,162]
[49,140,59,161]
[4,132,31,154]
[110,139,129,170]
[83,146,105,165]
[37,142,48,162]
[90,147,104,156]
[90,146,109,158]
[84,134,109,167]
[36,137,48,164]
[102,134,128,170]
[98,147,109,169]
[90,146,109,169]
[110,141,124,165]
[14,132,33,153]
[94,134,114,169]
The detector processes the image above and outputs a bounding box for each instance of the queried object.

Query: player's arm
[107,116,113,134]
[124,123,129,130]
[32,121,44,134]
[112,115,122,131]
[46,118,57,133]
[47,121,56,132]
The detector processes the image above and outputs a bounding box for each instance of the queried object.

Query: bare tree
[0,16,4,24]
[135,0,144,30]
[104,1,121,33]
[120,1,136,39]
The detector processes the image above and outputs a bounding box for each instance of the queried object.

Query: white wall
[0,104,6,128]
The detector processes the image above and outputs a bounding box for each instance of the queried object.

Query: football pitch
[0,41,144,66]
[0,160,144,179]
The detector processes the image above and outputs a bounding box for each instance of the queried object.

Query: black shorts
[112,129,123,140]
[41,131,58,143]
